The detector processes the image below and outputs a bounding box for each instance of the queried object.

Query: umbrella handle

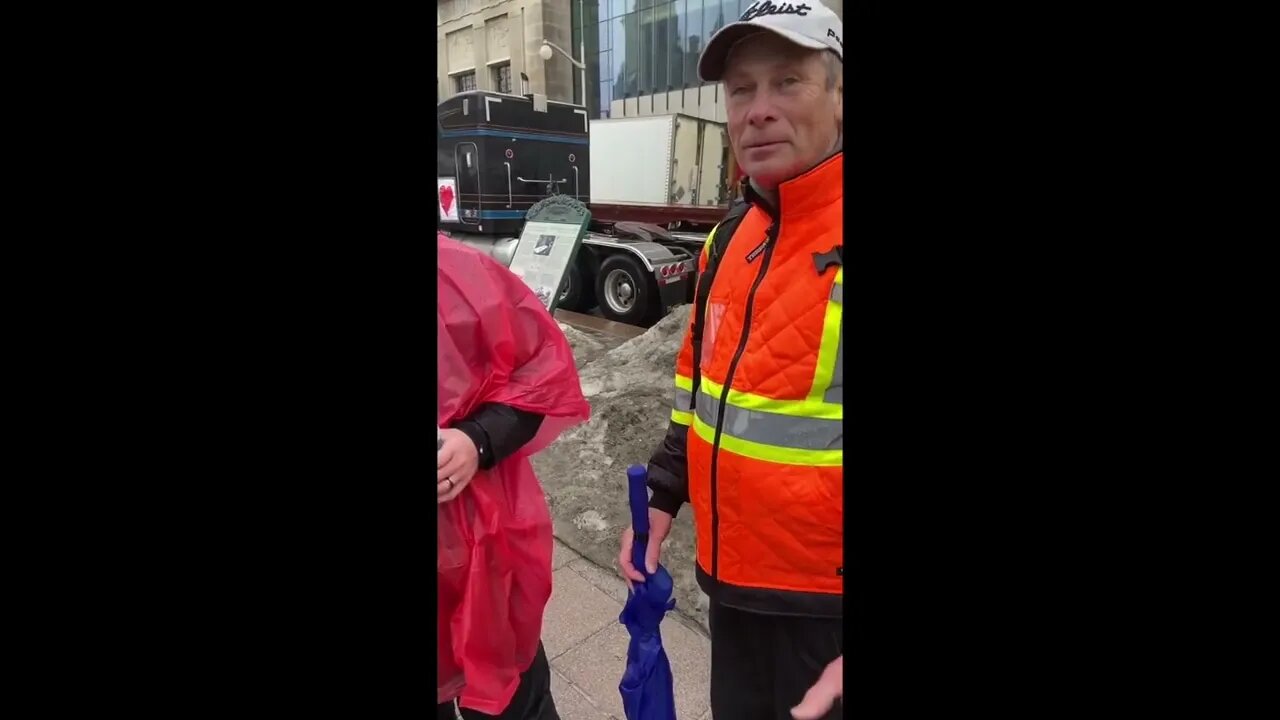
[627,464,650,575]
[633,531,649,576]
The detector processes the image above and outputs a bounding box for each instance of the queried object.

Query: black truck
[437,91,695,326]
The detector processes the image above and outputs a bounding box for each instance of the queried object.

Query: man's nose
[744,91,776,127]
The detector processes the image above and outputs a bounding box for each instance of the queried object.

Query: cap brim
[697,22,830,83]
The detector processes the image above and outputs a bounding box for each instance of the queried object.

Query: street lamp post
[539,39,587,108]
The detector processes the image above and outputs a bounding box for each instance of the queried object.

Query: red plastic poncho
[437,234,590,715]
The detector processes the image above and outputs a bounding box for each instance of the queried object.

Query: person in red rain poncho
[437,234,590,720]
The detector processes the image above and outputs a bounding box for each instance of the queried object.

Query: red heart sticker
[439,185,455,215]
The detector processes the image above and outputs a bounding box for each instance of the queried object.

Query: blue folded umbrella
[618,464,678,720]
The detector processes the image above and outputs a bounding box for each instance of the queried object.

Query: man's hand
[791,655,842,719]
[437,428,479,504]
[618,508,673,590]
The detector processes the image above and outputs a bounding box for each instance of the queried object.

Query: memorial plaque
[506,195,591,312]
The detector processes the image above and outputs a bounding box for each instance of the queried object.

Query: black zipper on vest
[709,219,780,580]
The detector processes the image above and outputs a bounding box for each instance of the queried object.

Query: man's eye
[781,77,800,86]
[730,86,749,96]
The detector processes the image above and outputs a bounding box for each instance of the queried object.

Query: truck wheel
[557,261,595,312]
[597,254,660,326]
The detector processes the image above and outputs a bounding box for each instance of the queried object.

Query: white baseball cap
[698,1,843,83]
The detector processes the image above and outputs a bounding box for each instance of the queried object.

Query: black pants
[709,602,843,720]
[437,643,559,720]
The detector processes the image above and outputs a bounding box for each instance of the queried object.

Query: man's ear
[834,80,843,126]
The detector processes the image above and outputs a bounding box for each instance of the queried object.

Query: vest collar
[744,151,843,220]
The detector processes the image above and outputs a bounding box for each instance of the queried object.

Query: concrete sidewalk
[544,539,712,720]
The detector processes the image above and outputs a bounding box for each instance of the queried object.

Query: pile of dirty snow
[534,304,709,629]
[556,322,614,369]
[574,305,690,400]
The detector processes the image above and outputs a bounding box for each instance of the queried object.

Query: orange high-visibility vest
[670,153,844,615]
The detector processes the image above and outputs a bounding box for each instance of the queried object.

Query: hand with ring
[438,428,480,504]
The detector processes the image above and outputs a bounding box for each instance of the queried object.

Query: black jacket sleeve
[646,420,690,518]
[453,403,545,470]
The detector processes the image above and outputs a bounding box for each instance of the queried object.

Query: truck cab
[437,91,589,236]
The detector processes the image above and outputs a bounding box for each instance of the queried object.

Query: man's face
[723,33,841,191]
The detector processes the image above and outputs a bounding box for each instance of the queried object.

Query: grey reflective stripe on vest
[825,281,843,404]
[674,387,694,412]
[695,390,843,450]
[825,324,843,404]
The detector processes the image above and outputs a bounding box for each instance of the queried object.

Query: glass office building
[584,1,840,121]
[586,1,746,118]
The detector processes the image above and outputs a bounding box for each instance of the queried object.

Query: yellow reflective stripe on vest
[691,408,842,466]
[700,376,842,421]
[671,408,693,426]
[703,224,719,255]
[808,267,843,404]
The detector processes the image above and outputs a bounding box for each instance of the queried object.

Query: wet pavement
[544,538,711,720]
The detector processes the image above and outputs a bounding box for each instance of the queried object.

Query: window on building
[599,80,613,118]
[621,12,637,96]
[454,71,477,93]
[591,50,611,117]
[491,63,512,94]
[639,5,654,92]
[681,0,703,87]
[655,2,675,90]
[460,72,478,92]
[704,0,730,42]
[599,50,613,89]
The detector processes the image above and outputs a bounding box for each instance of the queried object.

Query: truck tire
[557,261,595,312]
[597,254,661,326]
